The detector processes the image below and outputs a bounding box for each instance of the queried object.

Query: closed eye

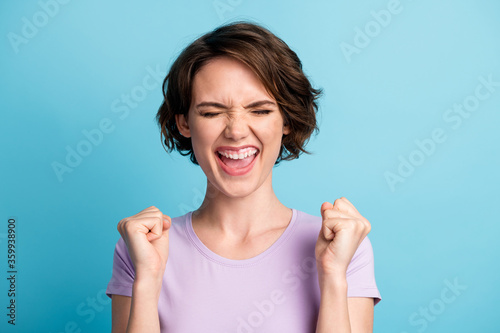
[252,110,272,115]
[201,112,220,118]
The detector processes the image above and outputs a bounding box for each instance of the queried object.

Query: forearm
[126,276,163,333]
[316,276,351,333]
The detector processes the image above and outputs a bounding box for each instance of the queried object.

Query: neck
[192,173,291,239]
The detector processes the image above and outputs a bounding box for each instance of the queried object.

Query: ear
[283,123,290,136]
[175,113,191,138]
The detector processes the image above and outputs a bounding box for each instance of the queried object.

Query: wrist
[135,270,164,284]
[134,269,164,289]
[317,272,348,293]
[132,277,163,301]
[317,264,346,280]
[135,264,166,282]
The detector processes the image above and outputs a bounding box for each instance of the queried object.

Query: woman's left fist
[315,197,371,277]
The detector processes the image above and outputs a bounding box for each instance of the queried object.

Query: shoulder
[294,208,321,222]
[170,211,191,231]
[284,209,322,249]
[292,209,322,232]
[350,236,375,269]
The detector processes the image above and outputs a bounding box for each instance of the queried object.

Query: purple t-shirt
[106,209,381,332]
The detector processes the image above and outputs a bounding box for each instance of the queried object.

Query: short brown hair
[156,21,322,165]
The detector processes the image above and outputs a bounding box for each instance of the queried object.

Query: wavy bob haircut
[156,21,322,165]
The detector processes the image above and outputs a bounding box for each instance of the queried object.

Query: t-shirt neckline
[184,208,298,267]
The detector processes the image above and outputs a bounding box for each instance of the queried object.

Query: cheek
[189,121,222,155]
[257,117,285,143]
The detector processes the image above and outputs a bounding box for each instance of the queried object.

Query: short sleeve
[106,237,136,298]
[346,236,382,305]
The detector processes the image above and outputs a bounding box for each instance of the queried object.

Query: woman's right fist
[117,206,171,281]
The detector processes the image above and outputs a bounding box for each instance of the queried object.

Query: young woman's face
[176,56,290,198]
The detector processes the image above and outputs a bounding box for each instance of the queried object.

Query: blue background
[1,0,499,332]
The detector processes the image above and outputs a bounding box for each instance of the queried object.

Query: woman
[106,21,381,332]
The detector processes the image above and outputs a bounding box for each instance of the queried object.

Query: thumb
[320,201,334,220]
[162,215,171,236]
[151,218,170,260]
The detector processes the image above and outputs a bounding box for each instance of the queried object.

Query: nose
[224,113,250,141]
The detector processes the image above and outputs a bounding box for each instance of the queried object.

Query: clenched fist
[315,197,371,279]
[117,206,171,281]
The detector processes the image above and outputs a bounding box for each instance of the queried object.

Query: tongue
[220,154,256,169]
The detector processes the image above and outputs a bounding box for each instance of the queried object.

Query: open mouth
[215,147,259,176]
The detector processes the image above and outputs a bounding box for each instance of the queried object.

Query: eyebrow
[195,100,277,110]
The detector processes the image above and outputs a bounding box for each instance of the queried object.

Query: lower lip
[216,152,259,176]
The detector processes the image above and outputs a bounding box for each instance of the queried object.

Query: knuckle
[345,222,356,231]
[356,220,366,231]
[324,210,335,219]
[122,219,135,230]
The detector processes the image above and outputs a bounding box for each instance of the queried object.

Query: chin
[216,180,260,199]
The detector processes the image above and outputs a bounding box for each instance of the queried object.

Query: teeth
[218,148,257,160]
